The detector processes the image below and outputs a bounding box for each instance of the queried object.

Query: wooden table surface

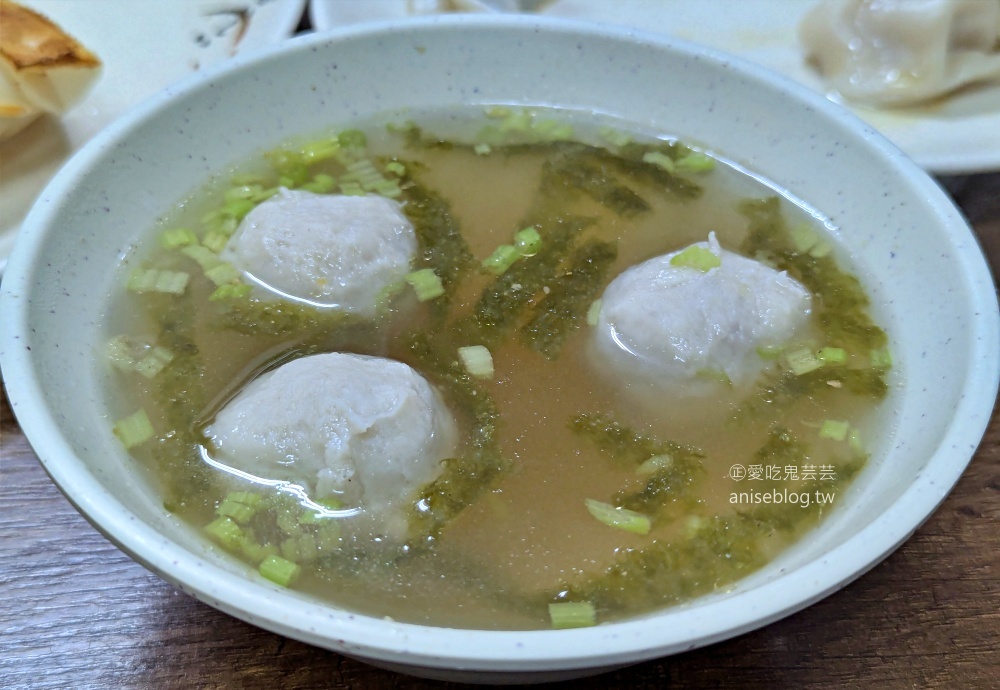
[3,13,1000,689]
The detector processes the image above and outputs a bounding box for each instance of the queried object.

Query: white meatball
[204,353,456,536]
[592,234,812,389]
[223,189,416,315]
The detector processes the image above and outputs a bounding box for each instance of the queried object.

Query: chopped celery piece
[816,347,847,365]
[339,181,364,196]
[302,173,336,194]
[337,129,367,148]
[160,227,198,249]
[819,419,850,441]
[458,345,494,379]
[405,268,445,301]
[209,283,252,301]
[586,299,602,327]
[135,346,174,379]
[641,150,676,173]
[789,224,820,254]
[675,151,716,173]
[684,515,707,538]
[695,368,732,386]
[201,230,230,254]
[534,119,574,140]
[204,516,243,550]
[784,347,823,376]
[585,498,651,535]
[636,454,673,475]
[240,539,277,564]
[548,602,597,629]
[113,408,154,448]
[809,241,833,258]
[384,160,406,176]
[669,245,720,272]
[481,244,520,275]
[870,347,893,369]
[513,227,542,256]
[848,428,865,453]
[106,335,138,372]
[300,138,340,163]
[127,269,189,295]
[259,555,300,587]
[204,262,241,286]
[474,143,492,155]
[181,245,223,271]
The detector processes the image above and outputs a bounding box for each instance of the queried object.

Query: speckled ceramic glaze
[1,17,997,684]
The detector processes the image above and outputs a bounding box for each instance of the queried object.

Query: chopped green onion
[642,150,676,173]
[513,227,542,256]
[819,419,850,441]
[548,602,596,629]
[816,347,847,365]
[160,227,198,249]
[127,269,190,295]
[474,143,492,155]
[785,347,823,376]
[209,283,252,301]
[585,299,603,327]
[204,516,244,550]
[675,151,716,173]
[598,126,632,148]
[458,345,494,379]
[384,161,406,176]
[240,539,277,564]
[481,244,520,275]
[636,454,673,475]
[259,555,300,587]
[584,498,651,535]
[870,347,893,369]
[669,245,721,272]
[300,138,340,163]
[695,368,732,386]
[113,408,154,448]
[135,346,174,379]
[405,268,445,301]
[204,262,242,286]
[222,198,256,220]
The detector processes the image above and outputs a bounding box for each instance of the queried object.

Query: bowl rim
[2,14,998,672]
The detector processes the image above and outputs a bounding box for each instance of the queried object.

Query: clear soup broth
[104,107,894,630]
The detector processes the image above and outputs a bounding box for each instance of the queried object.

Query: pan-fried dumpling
[799,0,1000,107]
[0,0,101,141]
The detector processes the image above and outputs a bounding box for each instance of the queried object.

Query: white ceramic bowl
[2,16,997,684]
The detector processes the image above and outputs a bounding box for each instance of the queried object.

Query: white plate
[309,0,1000,176]
[0,0,306,274]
